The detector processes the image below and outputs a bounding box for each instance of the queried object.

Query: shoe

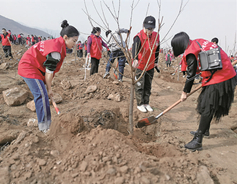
[185,130,203,151]
[144,104,153,112]
[118,79,123,82]
[103,72,110,78]
[190,129,209,137]
[137,105,147,113]
[42,129,50,134]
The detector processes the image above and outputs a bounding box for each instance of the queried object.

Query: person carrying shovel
[171,32,236,151]
[18,20,79,133]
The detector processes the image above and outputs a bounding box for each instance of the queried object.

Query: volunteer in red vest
[84,40,87,57]
[18,20,79,133]
[31,35,35,45]
[87,27,109,75]
[132,16,160,113]
[26,35,31,47]
[17,34,22,45]
[1,28,13,58]
[76,41,83,58]
[171,32,236,151]
[13,34,17,44]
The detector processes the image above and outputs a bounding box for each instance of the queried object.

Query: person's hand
[181,91,187,101]
[48,89,54,98]
[132,59,139,68]
[154,63,158,67]
[87,53,91,58]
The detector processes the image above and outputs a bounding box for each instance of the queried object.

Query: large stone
[115,94,121,102]
[0,63,9,70]
[85,85,97,94]
[2,87,28,106]
[196,166,214,184]
[26,100,36,112]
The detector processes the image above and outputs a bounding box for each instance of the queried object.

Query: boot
[190,129,209,137]
[185,130,203,151]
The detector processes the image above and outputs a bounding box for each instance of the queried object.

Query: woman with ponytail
[87,27,109,75]
[18,20,79,133]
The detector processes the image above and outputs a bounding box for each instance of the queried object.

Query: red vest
[180,56,187,72]
[17,34,21,38]
[84,43,87,51]
[18,37,66,83]
[31,36,35,42]
[1,34,11,46]
[134,30,159,71]
[38,37,41,42]
[183,39,236,86]
[13,35,16,40]
[89,34,102,60]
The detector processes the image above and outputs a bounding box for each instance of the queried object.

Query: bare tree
[83,0,188,135]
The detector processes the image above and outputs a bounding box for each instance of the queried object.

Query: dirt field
[0,44,237,184]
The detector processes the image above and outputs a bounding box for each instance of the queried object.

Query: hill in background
[0,15,51,37]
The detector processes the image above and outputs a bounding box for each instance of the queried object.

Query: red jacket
[183,39,236,86]
[135,29,159,71]
[18,36,66,83]
[89,34,102,60]
[0,33,11,46]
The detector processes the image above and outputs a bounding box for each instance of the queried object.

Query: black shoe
[190,129,209,137]
[185,130,203,151]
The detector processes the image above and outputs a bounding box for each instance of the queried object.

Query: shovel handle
[50,97,60,115]
[160,85,202,117]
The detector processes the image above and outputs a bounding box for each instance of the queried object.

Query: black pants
[84,50,87,57]
[90,57,100,76]
[2,46,12,58]
[77,50,83,58]
[135,68,154,105]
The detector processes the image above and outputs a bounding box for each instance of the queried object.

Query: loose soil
[0,45,236,184]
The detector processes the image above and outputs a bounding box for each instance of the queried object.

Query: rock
[50,150,59,157]
[72,173,79,178]
[115,177,125,184]
[38,159,47,166]
[149,167,159,175]
[0,167,10,183]
[196,166,214,184]
[27,118,38,127]
[61,79,72,90]
[113,81,119,85]
[13,131,27,145]
[0,63,9,70]
[115,94,121,102]
[27,100,36,112]
[165,174,171,180]
[80,161,88,171]
[2,87,28,106]
[50,93,63,104]
[107,94,114,100]
[85,85,97,94]
[120,166,129,173]
[107,167,116,175]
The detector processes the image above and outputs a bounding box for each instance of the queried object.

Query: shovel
[50,96,61,115]
[136,85,202,128]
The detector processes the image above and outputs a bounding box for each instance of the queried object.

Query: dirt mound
[70,73,130,101]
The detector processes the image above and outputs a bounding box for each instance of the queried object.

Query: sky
[2,0,237,54]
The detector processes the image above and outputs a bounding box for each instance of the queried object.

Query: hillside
[0,15,51,37]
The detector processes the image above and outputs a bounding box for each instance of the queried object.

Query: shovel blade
[136,116,157,128]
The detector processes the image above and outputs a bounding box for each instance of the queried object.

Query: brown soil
[0,45,237,184]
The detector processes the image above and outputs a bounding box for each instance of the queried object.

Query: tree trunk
[129,82,135,135]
